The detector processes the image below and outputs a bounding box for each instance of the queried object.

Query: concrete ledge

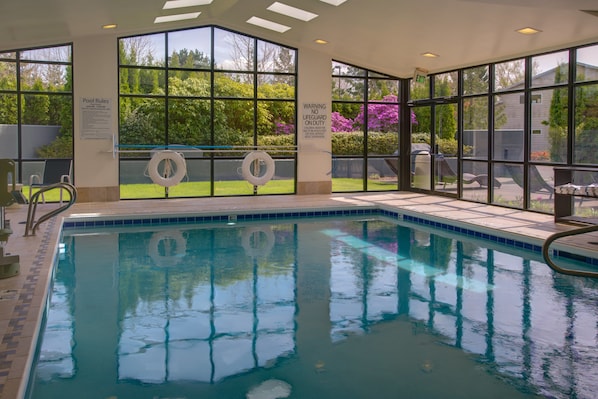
[297,181,332,195]
[75,186,120,202]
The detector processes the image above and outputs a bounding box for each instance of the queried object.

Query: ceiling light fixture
[315,39,328,44]
[267,2,318,21]
[154,12,201,23]
[320,0,348,5]
[102,24,117,29]
[516,27,541,35]
[163,0,213,9]
[246,16,291,33]
[421,52,439,58]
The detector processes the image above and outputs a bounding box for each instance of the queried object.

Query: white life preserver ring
[241,151,275,186]
[148,150,187,187]
[241,226,275,258]
[149,230,187,267]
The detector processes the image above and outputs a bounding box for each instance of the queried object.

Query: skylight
[246,16,291,33]
[267,2,318,21]
[163,0,213,10]
[154,12,201,23]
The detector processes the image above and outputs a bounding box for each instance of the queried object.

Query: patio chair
[505,164,553,199]
[29,159,72,204]
[437,157,501,188]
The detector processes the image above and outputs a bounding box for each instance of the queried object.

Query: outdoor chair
[505,164,553,199]
[437,157,501,188]
[29,159,72,204]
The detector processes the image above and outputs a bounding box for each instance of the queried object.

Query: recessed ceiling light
[516,27,541,35]
[102,24,117,29]
[154,12,201,23]
[246,16,291,33]
[320,0,348,5]
[315,39,328,44]
[267,2,318,21]
[163,0,212,9]
[421,52,439,58]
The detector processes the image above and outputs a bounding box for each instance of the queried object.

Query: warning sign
[302,103,327,139]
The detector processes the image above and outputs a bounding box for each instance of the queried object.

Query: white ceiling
[2,0,598,77]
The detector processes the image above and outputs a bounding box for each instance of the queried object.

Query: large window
[0,44,73,192]
[331,61,400,192]
[118,26,297,199]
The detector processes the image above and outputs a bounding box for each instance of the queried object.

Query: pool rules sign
[302,103,327,139]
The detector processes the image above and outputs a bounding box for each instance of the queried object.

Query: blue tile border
[62,207,598,267]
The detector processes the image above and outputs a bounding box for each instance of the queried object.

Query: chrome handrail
[542,224,598,278]
[24,182,77,237]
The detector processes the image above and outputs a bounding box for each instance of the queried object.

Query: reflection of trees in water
[116,224,296,316]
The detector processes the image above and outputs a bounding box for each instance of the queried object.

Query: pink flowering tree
[332,95,416,133]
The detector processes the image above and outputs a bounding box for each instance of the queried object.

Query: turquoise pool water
[27,216,598,399]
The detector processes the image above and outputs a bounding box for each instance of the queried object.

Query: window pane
[20,63,71,92]
[333,77,364,101]
[0,123,18,158]
[410,78,430,100]
[368,79,399,100]
[531,51,569,87]
[20,45,71,62]
[120,67,165,94]
[257,75,295,99]
[257,100,295,137]
[531,88,567,163]
[528,164,554,213]
[436,103,457,155]
[494,163,523,209]
[119,34,166,66]
[574,83,598,164]
[576,44,598,82]
[332,62,365,77]
[214,73,254,98]
[494,59,525,91]
[0,94,18,124]
[0,61,17,90]
[167,27,211,69]
[168,71,211,96]
[331,102,359,133]
[214,29,254,71]
[213,99,254,148]
[463,65,489,95]
[463,97,488,159]
[0,52,16,60]
[494,93,524,161]
[460,161,488,203]
[168,99,211,145]
[257,41,295,73]
[434,72,458,98]
[119,97,166,146]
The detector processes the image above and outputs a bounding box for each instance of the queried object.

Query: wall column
[72,35,120,201]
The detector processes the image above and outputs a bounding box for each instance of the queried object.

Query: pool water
[27,217,598,399]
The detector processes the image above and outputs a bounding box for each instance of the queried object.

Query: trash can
[413,151,431,189]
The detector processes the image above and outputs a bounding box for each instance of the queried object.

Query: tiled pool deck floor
[1,192,597,398]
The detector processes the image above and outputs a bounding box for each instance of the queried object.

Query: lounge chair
[504,164,553,199]
[437,157,501,188]
[29,159,73,203]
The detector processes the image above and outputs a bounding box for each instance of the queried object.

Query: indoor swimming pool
[26,213,598,399]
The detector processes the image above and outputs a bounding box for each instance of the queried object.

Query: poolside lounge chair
[29,159,72,203]
[437,157,501,188]
[505,164,553,199]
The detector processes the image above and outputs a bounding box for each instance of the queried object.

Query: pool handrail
[24,182,77,237]
[542,224,598,278]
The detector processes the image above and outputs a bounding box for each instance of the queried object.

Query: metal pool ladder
[542,224,598,278]
[25,182,77,236]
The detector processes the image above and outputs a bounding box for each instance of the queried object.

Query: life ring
[148,150,187,187]
[241,226,275,258]
[241,151,275,186]
[149,230,187,267]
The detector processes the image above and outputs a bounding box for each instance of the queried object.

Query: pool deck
[1,191,597,398]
